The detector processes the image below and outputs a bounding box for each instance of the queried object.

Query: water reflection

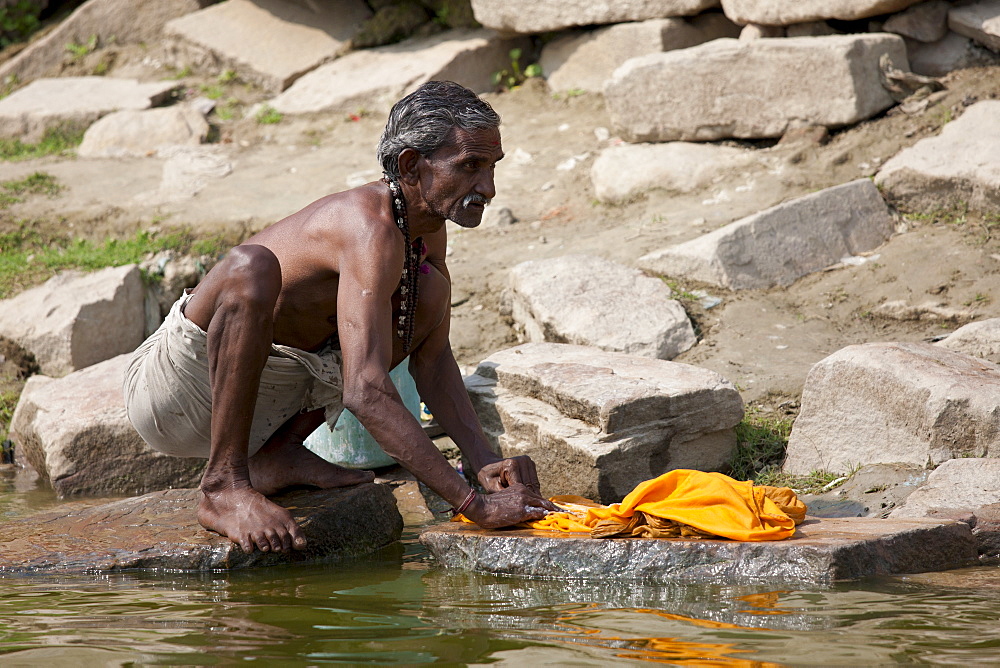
[1,523,1000,664]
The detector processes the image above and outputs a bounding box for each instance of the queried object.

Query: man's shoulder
[303,183,399,249]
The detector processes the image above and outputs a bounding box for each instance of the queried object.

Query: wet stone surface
[420,516,979,585]
[0,483,402,573]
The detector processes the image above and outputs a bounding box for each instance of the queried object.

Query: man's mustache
[462,193,490,207]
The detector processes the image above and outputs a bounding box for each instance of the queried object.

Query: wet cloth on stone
[458,470,806,541]
[123,290,344,458]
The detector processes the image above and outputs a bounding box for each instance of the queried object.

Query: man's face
[418,126,504,228]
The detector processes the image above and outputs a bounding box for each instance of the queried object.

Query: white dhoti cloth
[123,291,344,458]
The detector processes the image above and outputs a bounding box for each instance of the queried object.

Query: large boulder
[0,265,145,377]
[266,29,529,115]
[0,0,208,88]
[164,0,372,93]
[0,484,402,572]
[505,255,696,360]
[949,0,1000,53]
[875,100,1000,214]
[540,15,738,94]
[637,179,894,290]
[720,0,924,26]
[0,77,178,143]
[784,342,1000,476]
[9,354,206,498]
[591,141,755,202]
[937,318,1000,364]
[465,343,744,503]
[605,34,907,142]
[469,0,720,34]
[77,105,209,159]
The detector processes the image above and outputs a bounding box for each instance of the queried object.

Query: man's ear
[398,148,422,186]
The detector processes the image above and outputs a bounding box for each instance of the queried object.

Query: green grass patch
[199,83,225,100]
[730,409,792,482]
[0,227,231,299]
[0,389,17,427]
[729,408,847,494]
[0,171,61,207]
[255,105,282,125]
[0,126,84,161]
[65,34,98,61]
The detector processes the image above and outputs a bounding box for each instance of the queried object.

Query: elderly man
[124,81,556,554]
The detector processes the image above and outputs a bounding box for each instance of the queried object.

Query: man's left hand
[477,455,542,493]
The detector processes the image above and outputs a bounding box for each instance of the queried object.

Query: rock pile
[465,342,743,503]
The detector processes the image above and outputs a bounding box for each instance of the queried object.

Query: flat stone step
[0,77,178,143]
[164,0,371,93]
[420,516,978,584]
[0,483,402,573]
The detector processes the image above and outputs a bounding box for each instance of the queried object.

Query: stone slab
[0,77,178,143]
[638,179,894,290]
[540,16,738,95]
[890,459,1000,518]
[10,354,206,498]
[876,100,1000,215]
[784,342,1000,476]
[266,29,528,115]
[720,0,923,26]
[419,516,978,584]
[470,0,720,34]
[506,254,696,360]
[591,141,755,203]
[472,343,742,436]
[605,35,906,142]
[164,0,371,93]
[0,484,403,573]
[949,0,1000,53]
[0,264,145,376]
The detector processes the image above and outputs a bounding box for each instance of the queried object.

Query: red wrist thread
[452,489,477,516]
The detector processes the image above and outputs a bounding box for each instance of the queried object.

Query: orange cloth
[458,470,806,541]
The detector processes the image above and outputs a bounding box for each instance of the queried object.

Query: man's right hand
[462,483,561,529]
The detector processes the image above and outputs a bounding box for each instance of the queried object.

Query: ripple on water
[2,491,1000,664]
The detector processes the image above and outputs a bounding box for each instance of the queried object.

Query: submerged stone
[420,516,977,584]
[0,483,402,573]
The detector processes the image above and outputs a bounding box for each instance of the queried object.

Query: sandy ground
[2,42,1000,419]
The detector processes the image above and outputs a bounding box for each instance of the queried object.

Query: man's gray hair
[378,80,501,180]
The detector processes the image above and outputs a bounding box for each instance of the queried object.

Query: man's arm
[411,226,543,493]
[335,217,555,527]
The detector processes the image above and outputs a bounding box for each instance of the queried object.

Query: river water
[2,473,1000,665]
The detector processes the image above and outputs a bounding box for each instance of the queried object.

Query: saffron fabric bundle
[459,469,806,542]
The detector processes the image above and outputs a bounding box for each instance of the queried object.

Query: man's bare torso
[211,182,415,353]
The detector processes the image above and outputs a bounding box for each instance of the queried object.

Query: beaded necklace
[383,176,420,352]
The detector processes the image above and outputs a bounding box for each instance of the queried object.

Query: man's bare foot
[248,436,376,496]
[197,483,307,553]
